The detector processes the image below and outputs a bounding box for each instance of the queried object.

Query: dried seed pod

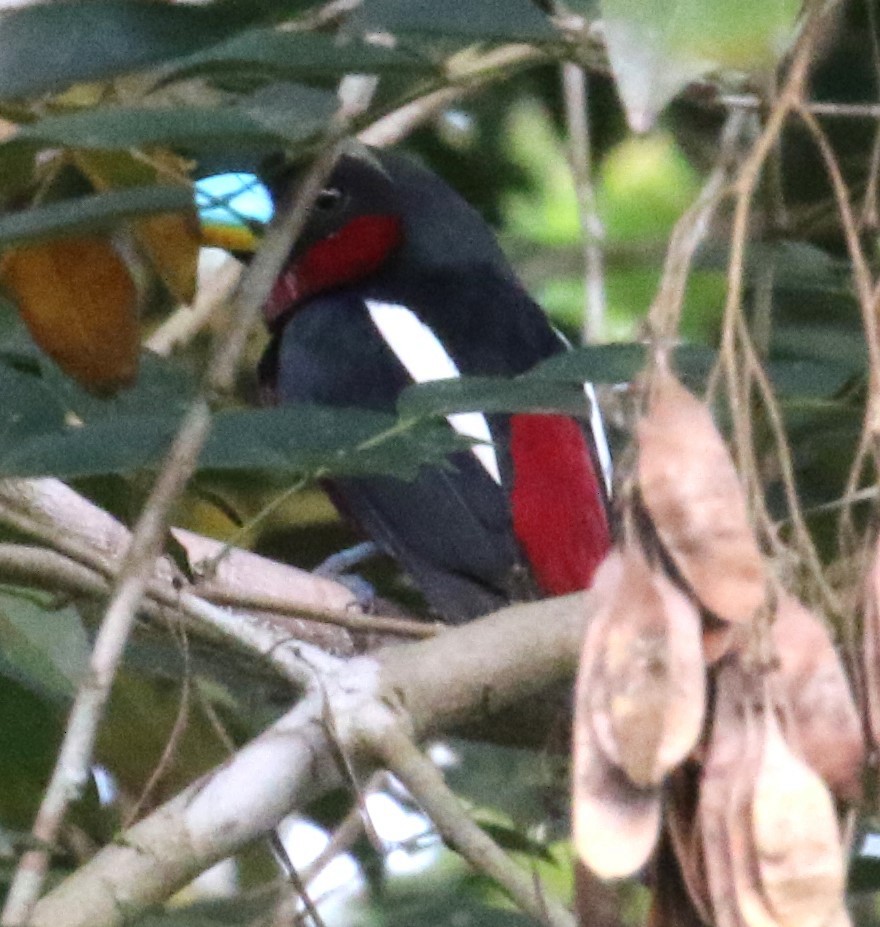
[699,663,759,927]
[637,371,766,624]
[751,712,846,927]
[862,539,880,751]
[772,595,864,801]
[587,546,705,788]
[574,551,662,879]
[666,763,713,924]
[573,708,662,880]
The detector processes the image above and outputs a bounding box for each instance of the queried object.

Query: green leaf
[0,414,183,479]
[236,83,340,142]
[14,83,337,155]
[0,590,89,701]
[0,0,308,101]
[768,357,857,399]
[0,186,193,248]
[599,0,800,130]
[165,28,438,84]
[530,342,717,385]
[0,405,469,480]
[356,0,558,42]
[399,376,593,420]
[202,407,469,479]
[0,361,67,439]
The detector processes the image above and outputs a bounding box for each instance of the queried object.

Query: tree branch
[28,591,592,927]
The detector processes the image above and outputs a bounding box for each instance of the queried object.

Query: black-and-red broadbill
[259,146,612,623]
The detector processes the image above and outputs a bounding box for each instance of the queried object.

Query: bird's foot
[314,541,379,610]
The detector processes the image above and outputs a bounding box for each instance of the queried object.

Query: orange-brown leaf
[637,371,766,624]
[2,236,139,392]
[134,210,199,304]
[74,148,198,303]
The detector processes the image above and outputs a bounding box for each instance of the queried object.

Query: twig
[793,104,880,566]
[124,630,192,827]
[714,93,880,120]
[360,44,546,148]
[269,832,328,927]
[0,481,368,657]
[714,2,837,602]
[199,587,437,639]
[561,62,606,344]
[144,252,243,357]
[369,722,575,927]
[645,109,748,346]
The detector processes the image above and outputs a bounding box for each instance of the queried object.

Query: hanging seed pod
[772,595,863,801]
[637,370,766,625]
[584,545,705,788]
[574,551,662,879]
[751,711,846,927]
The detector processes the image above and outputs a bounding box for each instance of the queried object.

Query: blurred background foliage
[0,0,877,924]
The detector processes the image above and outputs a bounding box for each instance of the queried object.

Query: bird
[258,145,612,623]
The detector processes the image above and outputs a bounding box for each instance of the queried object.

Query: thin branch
[712,3,839,622]
[0,485,360,671]
[714,93,880,120]
[370,722,576,927]
[645,109,748,346]
[124,631,192,827]
[793,105,880,563]
[199,587,437,640]
[561,62,606,344]
[144,252,243,358]
[359,44,546,148]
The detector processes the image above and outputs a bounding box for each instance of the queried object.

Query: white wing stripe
[584,382,613,494]
[554,325,612,493]
[365,299,502,484]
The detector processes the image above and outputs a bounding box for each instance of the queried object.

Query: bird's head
[262,144,512,328]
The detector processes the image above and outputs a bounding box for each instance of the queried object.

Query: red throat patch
[509,413,611,596]
[264,214,403,326]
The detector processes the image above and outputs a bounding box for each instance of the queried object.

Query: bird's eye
[315,187,344,211]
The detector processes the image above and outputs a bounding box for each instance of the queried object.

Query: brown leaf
[134,210,200,304]
[587,545,705,787]
[772,595,864,801]
[637,371,766,624]
[751,711,846,927]
[2,236,139,392]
